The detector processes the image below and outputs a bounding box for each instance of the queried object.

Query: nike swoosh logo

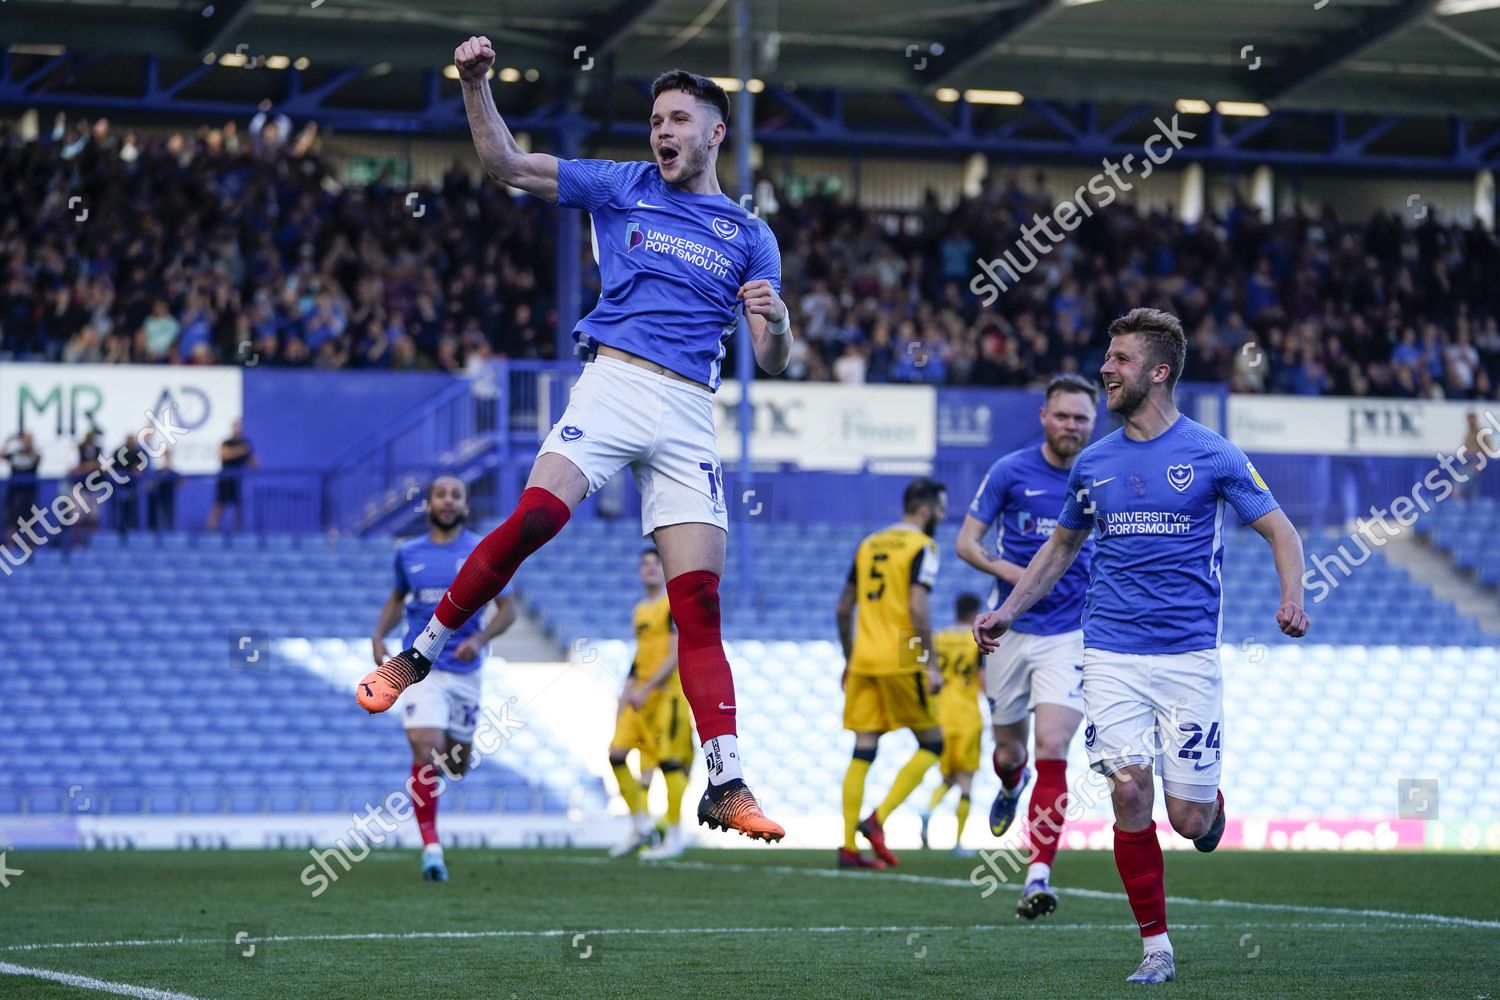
[636,199,663,208]
[1023,488,1046,496]
[1092,477,1116,487]
[718,702,736,711]
[1192,760,1216,771]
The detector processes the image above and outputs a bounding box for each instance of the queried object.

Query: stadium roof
[3,0,1499,169]
[6,0,1500,115]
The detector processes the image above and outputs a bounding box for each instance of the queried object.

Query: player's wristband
[769,313,790,337]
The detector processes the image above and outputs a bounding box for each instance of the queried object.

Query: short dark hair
[902,477,946,514]
[1107,308,1187,388]
[955,593,982,620]
[426,476,466,501]
[1044,372,1100,406]
[650,70,730,125]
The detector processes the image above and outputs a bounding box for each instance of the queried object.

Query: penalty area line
[0,961,206,1000]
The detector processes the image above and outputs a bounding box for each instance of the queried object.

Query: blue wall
[242,370,458,470]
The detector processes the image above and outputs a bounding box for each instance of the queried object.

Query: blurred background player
[918,592,985,856]
[371,477,516,881]
[956,373,1098,919]
[835,478,947,869]
[975,309,1310,984]
[607,547,696,860]
[358,37,790,843]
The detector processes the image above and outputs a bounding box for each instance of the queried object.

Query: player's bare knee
[994,740,1027,771]
[1033,738,1069,760]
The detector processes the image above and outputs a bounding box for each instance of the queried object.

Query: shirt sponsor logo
[1167,463,1195,492]
[1097,511,1192,537]
[1017,510,1058,537]
[625,222,645,252]
[637,228,733,278]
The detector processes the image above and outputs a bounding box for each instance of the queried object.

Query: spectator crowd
[2,112,1498,399]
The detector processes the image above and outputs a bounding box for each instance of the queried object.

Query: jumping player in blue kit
[370,477,516,882]
[974,309,1310,985]
[955,373,1098,920]
[358,36,789,842]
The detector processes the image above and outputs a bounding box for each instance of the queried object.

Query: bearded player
[835,478,948,869]
[955,373,1097,919]
[370,477,516,881]
[357,38,788,841]
[974,309,1309,984]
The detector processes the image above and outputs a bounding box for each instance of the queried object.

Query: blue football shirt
[968,444,1093,636]
[1058,415,1279,654]
[393,530,507,675]
[556,159,782,390]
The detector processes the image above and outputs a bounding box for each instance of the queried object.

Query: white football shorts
[1079,647,1223,802]
[398,667,483,742]
[984,627,1086,726]
[538,354,728,536]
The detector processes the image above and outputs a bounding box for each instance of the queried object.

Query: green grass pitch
[3,849,1497,998]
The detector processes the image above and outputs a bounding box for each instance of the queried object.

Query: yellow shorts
[610,698,660,770]
[650,690,695,769]
[843,672,939,734]
[940,724,982,776]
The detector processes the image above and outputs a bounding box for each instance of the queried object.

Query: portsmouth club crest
[1166,463,1195,493]
[711,217,739,240]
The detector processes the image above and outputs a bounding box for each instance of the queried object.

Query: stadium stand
[0,532,606,818]
[1416,495,1500,590]
[5,518,1490,823]
[4,116,1498,400]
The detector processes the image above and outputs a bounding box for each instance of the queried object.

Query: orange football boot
[697,779,785,842]
[356,648,431,713]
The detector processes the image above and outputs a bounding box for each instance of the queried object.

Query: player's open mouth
[1104,379,1122,394]
[658,147,679,165]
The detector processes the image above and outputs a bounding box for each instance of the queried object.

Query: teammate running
[370,477,516,881]
[358,39,789,842]
[835,478,947,869]
[918,593,985,857]
[955,373,1097,919]
[607,547,696,860]
[974,308,1309,984]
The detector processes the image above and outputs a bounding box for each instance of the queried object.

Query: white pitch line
[3,921,1466,957]
[0,961,206,1000]
[563,857,1500,931]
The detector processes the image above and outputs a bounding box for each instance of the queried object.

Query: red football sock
[994,747,1028,790]
[435,487,570,629]
[1027,758,1069,867]
[666,570,737,742]
[1113,824,1168,937]
[410,764,442,847]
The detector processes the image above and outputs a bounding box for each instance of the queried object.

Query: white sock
[1142,932,1172,955]
[1026,862,1051,884]
[632,811,651,834]
[702,734,743,785]
[422,843,443,859]
[413,617,455,661]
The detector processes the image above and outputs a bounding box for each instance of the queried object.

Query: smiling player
[973,309,1309,984]
[357,38,789,842]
